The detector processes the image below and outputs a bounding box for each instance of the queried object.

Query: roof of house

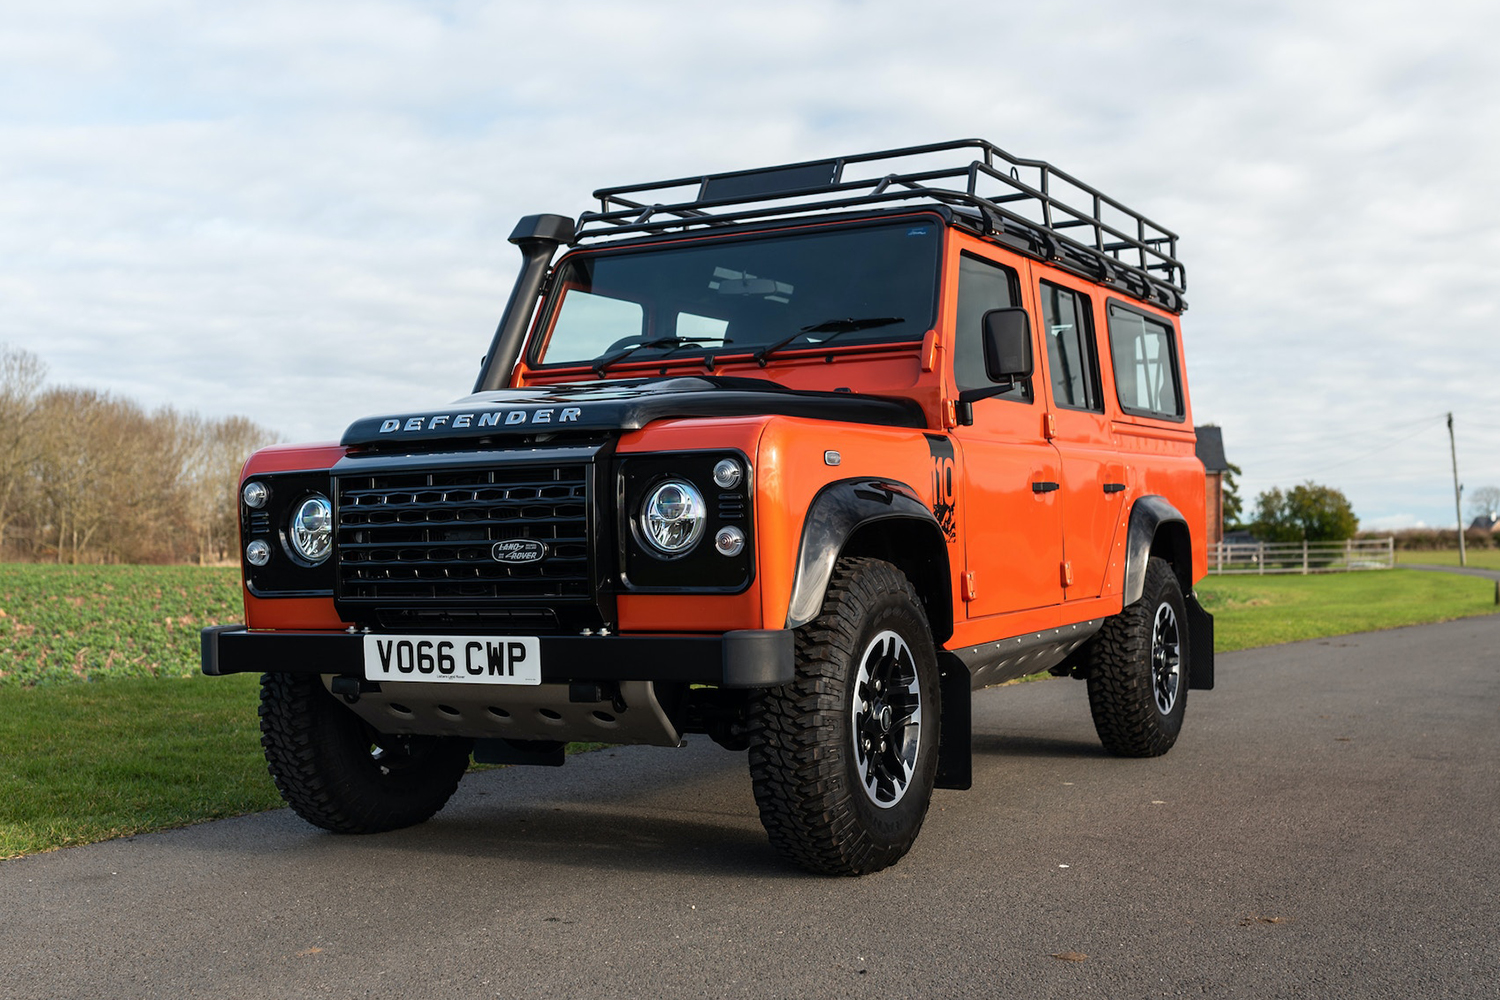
[1470,514,1499,532]
[1195,425,1230,473]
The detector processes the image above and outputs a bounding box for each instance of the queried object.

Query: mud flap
[1186,594,1215,691]
[935,652,972,790]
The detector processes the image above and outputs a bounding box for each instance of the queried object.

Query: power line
[1271,418,1449,481]
[1241,412,1448,460]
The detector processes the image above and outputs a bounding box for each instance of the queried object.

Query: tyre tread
[259,672,470,834]
[1087,557,1186,757]
[748,557,936,876]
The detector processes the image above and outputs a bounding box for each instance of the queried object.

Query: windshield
[533,219,942,367]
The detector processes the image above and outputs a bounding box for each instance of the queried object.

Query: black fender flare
[1122,495,1192,605]
[1122,494,1213,691]
[784,479,953,643]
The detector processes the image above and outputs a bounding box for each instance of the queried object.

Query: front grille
[335,465,591,603]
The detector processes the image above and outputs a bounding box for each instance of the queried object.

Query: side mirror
[955,308,1035,425]
[982,308,1033,383]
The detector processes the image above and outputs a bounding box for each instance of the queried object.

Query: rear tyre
[259,672,472,833]
[1087,556,1188,757]
[749,557,940,876]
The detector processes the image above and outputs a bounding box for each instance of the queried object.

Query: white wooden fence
[1209,538,1395,575]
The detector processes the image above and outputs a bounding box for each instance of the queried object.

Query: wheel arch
[784,479,953,645]
[1123,495,1194,605]
[1120,495,1214,692]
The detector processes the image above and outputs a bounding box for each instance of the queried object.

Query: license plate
[362,635,542,685]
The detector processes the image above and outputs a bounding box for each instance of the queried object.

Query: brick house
[1195,425,1230,549]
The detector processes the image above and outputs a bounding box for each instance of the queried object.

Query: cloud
[2,0,1498,526]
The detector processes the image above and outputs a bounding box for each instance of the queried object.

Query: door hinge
[1061,561,1074,587]
[962,572,978,602]
[1043,412,1056,439]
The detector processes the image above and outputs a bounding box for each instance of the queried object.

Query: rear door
[1032,275,1127,600]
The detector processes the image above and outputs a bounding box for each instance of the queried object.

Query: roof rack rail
[573,139,1186,311]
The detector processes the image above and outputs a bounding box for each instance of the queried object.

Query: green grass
[0,673,280,858]
[1198,569,1498,652]
[0,564,241,686]
[1395,549,1500,570]
[0,563,1496,859]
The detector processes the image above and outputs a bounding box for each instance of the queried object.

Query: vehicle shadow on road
[200,744,809,880]
[969,731,1109,759]
[414,805,794,877]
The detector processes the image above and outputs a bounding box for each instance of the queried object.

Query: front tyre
[749,557,940,876]
[1087,556,1189,757]
[259,672,472,833]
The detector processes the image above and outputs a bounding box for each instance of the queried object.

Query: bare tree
[2,355,277,564]
[1469,485,1500,522]
[0,344,46,557]
[31,387,121,562]
[104,404,200,563]
[184,414,277,562]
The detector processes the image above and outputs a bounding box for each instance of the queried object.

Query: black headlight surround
[617,450,754,592]
[240,471,337,596]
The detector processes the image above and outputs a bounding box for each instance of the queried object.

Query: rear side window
[1040,282,1101,412]
[1107,303,1183,420]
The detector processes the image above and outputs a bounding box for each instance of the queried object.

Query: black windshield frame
[528,215,944,370]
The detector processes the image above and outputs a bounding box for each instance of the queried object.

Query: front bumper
[200,625,794,689]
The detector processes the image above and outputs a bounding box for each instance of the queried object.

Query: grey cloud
[3,0,1497,526]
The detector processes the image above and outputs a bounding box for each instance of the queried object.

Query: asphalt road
[4,615,1498,999]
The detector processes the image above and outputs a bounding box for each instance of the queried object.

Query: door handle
[1103,483,1126,494]
[1032,481,1060,494]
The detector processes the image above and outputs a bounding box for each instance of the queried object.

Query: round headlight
[640,480,706,556]
[245,539,271,566]
[242,481,269,509]
[290,494,333,564]
[712,458,743,489]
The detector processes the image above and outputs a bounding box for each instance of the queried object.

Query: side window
[1040,282,1101,412]
[954,253,1029,400]
[1106,303,1183,420]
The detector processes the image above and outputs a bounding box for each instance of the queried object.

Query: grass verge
[0,673,279,858]
[1198,569,1498,652]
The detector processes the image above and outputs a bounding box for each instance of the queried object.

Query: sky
[3,0,1497,530]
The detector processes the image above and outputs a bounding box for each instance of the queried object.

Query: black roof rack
[574,139,1186,312]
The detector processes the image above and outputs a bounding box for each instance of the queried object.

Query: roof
[1195,425,1230,472]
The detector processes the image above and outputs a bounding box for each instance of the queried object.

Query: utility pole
[1448,412,1466,568]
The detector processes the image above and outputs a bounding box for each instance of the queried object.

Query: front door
[948,250,1065,619]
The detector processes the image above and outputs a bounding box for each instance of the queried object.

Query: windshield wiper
[752,316,905,367]
[592,336,727,376]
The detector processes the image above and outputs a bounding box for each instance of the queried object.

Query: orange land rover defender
[204,140,1213,876]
